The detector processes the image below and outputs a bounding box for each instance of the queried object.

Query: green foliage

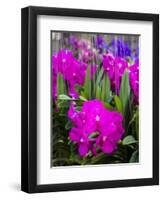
[104,102,114,111]
[129,150,139,163]
[57,73,66,96]
[58,94,72,100]
[65,120,73,130]
[96,67,104,88]
[79,95,87,101]
[101,73,111,102]
[120,70,131,129]
[96,85,101,100]
[122,135,137,145]
[127,107,139,140]
[83,66,91,99]
[120,70,130,116]
[89,131,99,139]
[114,95,123,113]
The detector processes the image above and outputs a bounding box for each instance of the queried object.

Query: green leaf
[57,100,69,109]
[128,108,138,127]
[95,85,101,100]
[65,120,73,130]
[83,66,91,99]
[114,95,123,113]
[80,91,87,99]
[120,70,130,116]
[129,150,139,163]
[89,131,99,138]
[91,153,108,164]
[96,67,104,88]
[91,67,96,98]
[57,73,65,96]
[79,95,87,101]
[120,70,131,129]
[69,154,82,165]
[101,74,111,102]
[135,108,139,140]
[127,107,139,140]
[104,102,114,111]
[58,94,72,100]
[122,135,137,145]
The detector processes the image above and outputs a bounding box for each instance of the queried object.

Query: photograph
[21,6,159,193]
[51,31,139,167]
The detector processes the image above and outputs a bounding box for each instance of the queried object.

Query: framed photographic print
[21,6,159,193]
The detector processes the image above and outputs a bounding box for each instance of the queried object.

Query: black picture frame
[21,6,159,193]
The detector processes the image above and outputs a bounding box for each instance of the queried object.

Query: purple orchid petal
[69,128,80,142]
[78,143,89,157]
[101,139,116,154]
[129,62,139,104]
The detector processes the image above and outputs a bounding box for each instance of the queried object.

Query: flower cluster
[52,49,87,99]
[110,37,131,58]
[68,100,124,157]
[103,53,128,94]
[69,36,91,50]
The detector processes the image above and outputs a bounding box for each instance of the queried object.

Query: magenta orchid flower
[129,61,139,104]
[52,49,87,99]
[68,100,124,157]
[103,53,128,94]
